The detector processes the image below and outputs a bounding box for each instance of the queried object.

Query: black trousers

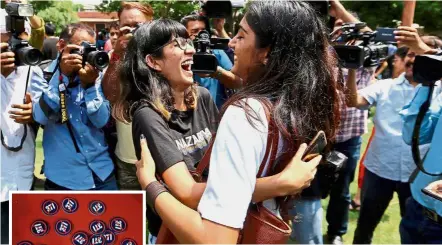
[1,201,9,244]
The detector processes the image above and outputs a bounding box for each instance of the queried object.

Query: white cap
[0,8,32,35]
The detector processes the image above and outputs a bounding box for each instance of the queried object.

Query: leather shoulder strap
[195,134,215,175]
[197,100,278,178]
[256,119,279,178]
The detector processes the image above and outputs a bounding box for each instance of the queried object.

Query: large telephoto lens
[87,51,109,70]
[16,46,42,66]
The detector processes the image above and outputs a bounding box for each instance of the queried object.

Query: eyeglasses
[150,37,194,54]
[173,37,194,50]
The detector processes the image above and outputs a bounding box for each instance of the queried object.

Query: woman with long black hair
[135,0,340,243]
[114,17,323,243]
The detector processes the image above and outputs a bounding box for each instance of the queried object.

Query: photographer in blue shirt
[395,26,442,243]
[30,23,116,190]
[181,15,242,109]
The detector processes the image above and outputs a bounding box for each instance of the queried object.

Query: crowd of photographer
[1,0,442,244]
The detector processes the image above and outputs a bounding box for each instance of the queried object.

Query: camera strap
[0,66,31,152]
[49,53,80,153]
[411,83,442,176]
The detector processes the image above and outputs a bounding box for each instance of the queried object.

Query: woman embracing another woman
[116,0,340,243]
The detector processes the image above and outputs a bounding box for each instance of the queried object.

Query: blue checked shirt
[30,59,114,189]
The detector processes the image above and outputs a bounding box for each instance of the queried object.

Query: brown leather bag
[156,117,291,244]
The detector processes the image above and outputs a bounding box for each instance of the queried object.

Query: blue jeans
[326,136,362,237]
[289,198,323,244]
[400,197,442,244]
[353,169,411,244]
[44,172,118,190]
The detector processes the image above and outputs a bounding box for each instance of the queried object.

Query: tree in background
[30,0,82,35]
[96,0,199,20]
[342,1,442,35]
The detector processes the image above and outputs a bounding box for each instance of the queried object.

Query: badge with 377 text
[90,220,106,234]
[55,219,73,236]
[62,197,79,214]
[41,199,59,216]
[109,217,127,233]
[31,220,49,237]
[17,241,33,245]
[120,238,137,245]
[71,231,89,245]
[89,200,106,216]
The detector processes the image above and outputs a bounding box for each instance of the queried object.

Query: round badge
[17,241,33,245]
[109,217,127,234]
[62,197,79,213]
[103,230,116,244]
[31,220,49,237]
[71,231,89,245]
[55,219,73,236]
[89,220,106,234]
[41,199,59,216]
[89,234,105,245]
[89,200,106,216]
[120,238,137,245]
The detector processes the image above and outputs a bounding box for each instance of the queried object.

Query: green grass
[34,121,401,244]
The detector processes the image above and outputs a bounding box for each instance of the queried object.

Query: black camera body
[201,0,245,18]
[333,23,390,69]
[4,2,42,66]
[192,30,229,74]
[413,54,442,85]
[70,41,109,71]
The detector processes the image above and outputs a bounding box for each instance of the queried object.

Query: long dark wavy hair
[222,1,341,174]
[113,19,198,122]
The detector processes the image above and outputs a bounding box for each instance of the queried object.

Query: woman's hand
[136,134,157,189]
[278,144,322,195]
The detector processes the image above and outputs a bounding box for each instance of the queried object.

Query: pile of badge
[17,197,138,245]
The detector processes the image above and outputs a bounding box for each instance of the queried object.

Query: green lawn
[34,121,401,244]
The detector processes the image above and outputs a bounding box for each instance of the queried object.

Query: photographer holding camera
[395,26,442,244]
[29,23,116,191]
[0,4,44,243]
[101,1,154,191]
[344,26,442,243]
[181,14,242,109]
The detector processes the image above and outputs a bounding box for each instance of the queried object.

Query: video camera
[4,2,43,66]
[70,41,109,71]
[192,30,229,74]
[191,0,243,74]
[332,22,393,69]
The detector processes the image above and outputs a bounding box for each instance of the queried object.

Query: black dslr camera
[332,22,391,69]
[4,2,42,66]
[192,30,229,74]
[70,41,109,70]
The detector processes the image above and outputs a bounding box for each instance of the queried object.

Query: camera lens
[17,47,42,66]
[87,51,109,70]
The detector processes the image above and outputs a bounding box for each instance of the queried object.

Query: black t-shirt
[132,86,219,236]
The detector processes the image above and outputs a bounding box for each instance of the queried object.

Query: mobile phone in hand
[422,185,442,202]
[302,131,327,162]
